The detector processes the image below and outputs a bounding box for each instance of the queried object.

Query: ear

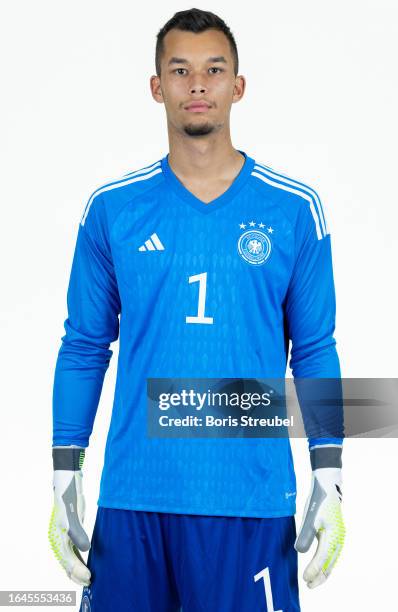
[150,75,164,104]
[232,75,246,104]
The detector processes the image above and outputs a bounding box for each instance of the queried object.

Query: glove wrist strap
[310,445,342,470]
[52,447,85,471]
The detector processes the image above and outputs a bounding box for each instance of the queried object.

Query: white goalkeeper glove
[48,446,91,586]
[295,446,346,589]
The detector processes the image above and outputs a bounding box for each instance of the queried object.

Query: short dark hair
[155,8,239,77]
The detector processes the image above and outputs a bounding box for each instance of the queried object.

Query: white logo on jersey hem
[138,233,165,251]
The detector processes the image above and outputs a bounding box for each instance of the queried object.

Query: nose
[190,85,207,94]
[189,72,208,95]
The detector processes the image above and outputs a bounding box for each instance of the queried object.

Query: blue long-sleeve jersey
[52,150,342,517]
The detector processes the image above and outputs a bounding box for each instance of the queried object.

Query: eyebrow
[168,56,228,66]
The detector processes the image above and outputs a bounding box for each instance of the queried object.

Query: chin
[183,122,215,137]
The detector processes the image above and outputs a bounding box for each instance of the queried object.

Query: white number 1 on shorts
[253,566,283,612]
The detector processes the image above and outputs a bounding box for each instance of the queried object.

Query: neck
[166,121,244,181]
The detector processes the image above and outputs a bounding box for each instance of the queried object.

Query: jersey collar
[161,150,255,214]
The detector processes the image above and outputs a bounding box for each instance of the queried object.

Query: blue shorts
[79,508,300,611]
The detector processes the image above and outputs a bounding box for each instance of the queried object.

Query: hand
[48,447,91,586]
[295,467,345,589]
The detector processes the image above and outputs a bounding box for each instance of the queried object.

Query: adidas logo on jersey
[138,233,165,252]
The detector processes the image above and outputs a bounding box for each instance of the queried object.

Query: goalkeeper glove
[48,446,91,586]
[295,445,345,589]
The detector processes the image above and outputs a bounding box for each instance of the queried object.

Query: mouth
[184,102,211,113]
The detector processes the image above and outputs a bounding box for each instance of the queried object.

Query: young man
[49,9,345,612]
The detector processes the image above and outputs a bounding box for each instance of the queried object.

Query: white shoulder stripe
[254,162,328,237]
[253,163,328,237]
[121,159,162,179]
[255,162,328,233]
[252,170,323,240]
[80,165,162,226]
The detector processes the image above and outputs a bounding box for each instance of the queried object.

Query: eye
[209,67,223,74]
[174,68,187,75]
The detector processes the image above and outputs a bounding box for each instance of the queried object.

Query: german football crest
[237,222,273,266]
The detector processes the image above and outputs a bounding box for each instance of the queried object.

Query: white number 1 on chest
[186,272,214,325]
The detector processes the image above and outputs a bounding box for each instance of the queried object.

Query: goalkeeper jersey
[52,150,342,518]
